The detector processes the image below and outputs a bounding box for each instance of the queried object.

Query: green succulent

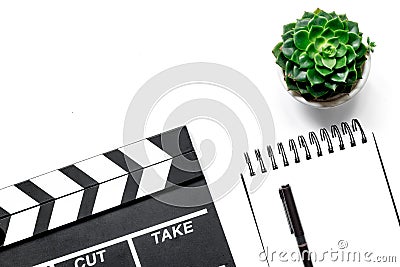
[272,8,376,100]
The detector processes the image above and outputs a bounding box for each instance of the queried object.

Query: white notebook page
[252,132,400,267]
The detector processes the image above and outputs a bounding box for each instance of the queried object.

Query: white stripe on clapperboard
[33,209,208,267]
[0,186,40,246]
[31,170,84,231]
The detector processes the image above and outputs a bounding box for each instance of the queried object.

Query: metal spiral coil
[243,119,367,175]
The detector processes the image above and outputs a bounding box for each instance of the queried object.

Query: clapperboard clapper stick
[0,126,236,266]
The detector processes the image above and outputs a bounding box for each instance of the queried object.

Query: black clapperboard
[0,126,236,266]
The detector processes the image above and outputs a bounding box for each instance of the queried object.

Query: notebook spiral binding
[244,119,367,175]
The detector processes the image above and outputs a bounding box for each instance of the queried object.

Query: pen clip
[279,189,294,234]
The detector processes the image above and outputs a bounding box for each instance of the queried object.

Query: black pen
[279,184,313,267]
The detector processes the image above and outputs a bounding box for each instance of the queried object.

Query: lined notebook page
[253,132,400,267]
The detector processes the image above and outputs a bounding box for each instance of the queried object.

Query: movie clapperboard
[0,126,236,267]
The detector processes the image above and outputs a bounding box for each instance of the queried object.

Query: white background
[0,0,398,265]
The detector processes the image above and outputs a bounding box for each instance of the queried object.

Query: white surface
[0,0,399,265]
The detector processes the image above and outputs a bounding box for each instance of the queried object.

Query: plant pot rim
[278,54,371,109]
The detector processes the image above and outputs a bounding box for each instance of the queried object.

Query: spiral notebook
[243,119,400,266]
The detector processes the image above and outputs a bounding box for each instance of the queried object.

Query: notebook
[0,126,236,267]
[243,119,400,266]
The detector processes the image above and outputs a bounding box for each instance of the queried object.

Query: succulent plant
[272,8,375,100]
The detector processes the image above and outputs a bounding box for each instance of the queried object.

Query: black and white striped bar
[0,126,195,247]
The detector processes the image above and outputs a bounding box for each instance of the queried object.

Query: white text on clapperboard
[74,250,106,267]
[72,220,194,266]
[150,220,194,244]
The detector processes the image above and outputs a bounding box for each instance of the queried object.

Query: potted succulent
[272,8,375,108]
